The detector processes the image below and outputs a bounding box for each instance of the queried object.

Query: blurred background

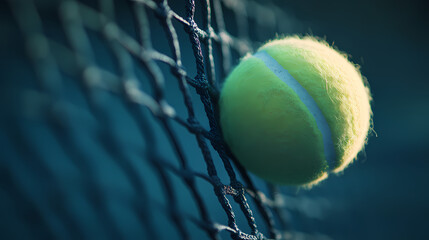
[280,1,429,239]
[1,0,428,239]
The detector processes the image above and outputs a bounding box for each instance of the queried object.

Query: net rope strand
[4,0,330,239]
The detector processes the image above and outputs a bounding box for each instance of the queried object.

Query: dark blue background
[1,0,428,239]
[281,0,429,239]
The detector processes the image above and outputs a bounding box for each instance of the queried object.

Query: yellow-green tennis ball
[219,36,372,186]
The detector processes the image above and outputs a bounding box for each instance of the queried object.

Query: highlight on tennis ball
[219,36,372,186]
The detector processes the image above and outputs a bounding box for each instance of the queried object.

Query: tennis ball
[219,36,372,186]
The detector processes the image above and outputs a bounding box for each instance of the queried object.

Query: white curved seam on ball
[254,50,336,170]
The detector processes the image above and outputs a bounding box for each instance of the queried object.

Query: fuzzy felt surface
[219,36,372,186]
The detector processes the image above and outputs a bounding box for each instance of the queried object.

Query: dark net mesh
[1,0,331,239]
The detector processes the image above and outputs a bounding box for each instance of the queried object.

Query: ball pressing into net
[219,36,372,186]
